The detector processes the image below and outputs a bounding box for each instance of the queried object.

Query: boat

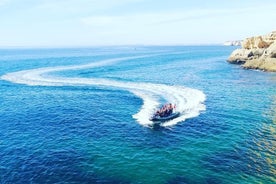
[150,112,180,122]
[149,103,180,126]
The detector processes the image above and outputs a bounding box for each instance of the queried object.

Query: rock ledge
[227,31,276,72]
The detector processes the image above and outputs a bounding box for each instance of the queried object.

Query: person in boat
[154,110,160,117]
[165,105,170,116]
[155,103,175,118]
[161,105,167,117]
[168,103,173,114]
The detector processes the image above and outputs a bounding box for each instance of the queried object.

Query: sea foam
[1,55,206,127]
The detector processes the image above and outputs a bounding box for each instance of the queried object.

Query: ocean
[0,46,275,183]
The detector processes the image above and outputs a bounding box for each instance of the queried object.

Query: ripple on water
[1,47,276,184]
[0,147,132,184]
[202,138,273,182]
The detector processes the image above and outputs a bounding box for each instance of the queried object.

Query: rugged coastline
[227,31,276,72]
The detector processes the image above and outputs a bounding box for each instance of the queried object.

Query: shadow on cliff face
[271,53,276,58]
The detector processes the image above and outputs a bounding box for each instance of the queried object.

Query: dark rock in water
[228,59,246,65]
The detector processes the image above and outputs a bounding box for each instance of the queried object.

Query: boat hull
[150,112,180,122]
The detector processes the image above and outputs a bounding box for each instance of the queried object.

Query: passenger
[164,109,168,117]
[155,110,160,117]
[168,103,173,114]
[154,103,177,118]
[160,110,165,117]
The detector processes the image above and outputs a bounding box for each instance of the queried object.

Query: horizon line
[0,43,228,49]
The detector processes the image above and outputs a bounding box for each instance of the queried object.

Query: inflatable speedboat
[150,112,180,122]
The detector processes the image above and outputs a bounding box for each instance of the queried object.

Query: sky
[0,0,276,47]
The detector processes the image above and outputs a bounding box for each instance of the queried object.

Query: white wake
[1,55,206,127]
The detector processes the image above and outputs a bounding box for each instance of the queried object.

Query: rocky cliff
[227,31,276,72]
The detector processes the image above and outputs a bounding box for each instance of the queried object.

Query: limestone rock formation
[227,31,276,72]
[241,36,272,49]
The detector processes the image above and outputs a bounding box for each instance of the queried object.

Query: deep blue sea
[0,46,275,184]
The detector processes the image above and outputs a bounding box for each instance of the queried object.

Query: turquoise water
[0,46,275,183]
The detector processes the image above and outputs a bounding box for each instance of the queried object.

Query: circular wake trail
[1,55,206,127]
